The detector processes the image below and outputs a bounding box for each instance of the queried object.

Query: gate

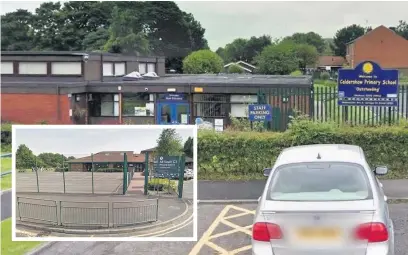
[257,86,313,131]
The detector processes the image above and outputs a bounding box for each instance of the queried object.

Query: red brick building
[346,25,408,75]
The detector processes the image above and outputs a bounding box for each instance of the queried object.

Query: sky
[1,1,408,50]
[15,128,194,157]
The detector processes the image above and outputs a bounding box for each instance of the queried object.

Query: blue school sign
[248,104,272,121]
[337,61,399,107]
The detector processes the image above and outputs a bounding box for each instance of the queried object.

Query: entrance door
[157,103,190,125]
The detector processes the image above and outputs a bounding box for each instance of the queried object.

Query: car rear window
[267,162,372,201]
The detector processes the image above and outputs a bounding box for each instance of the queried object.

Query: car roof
[275,144,365,166]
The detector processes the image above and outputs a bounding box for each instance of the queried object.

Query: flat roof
[0,51,165,58]
[102,74,313,86]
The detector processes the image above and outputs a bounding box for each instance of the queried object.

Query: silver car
[252,144,394,255]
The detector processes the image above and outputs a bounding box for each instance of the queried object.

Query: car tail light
[355,222,388,242]
[253,222,282,241]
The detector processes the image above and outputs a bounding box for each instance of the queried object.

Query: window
[1,62,14,74]
[89,94,120,117]
[147,63,156,73]
[267,162,372,201]
[51,62,82,75]
[122,93,154,116]
[103,63,113,76]
[230,95,257,117]
[138,63,147,74]
[115,62,126,76]
[103,62,126,76]
[193,94,228,118]
[18,62,47,75]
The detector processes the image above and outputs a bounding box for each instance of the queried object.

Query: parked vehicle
[252,144,394,255]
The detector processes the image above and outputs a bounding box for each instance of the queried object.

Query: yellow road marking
[189,205,232,255]
[230,245,252,255]
[155,219,193,237]
[135,214,193,237]
[189,205,255,255]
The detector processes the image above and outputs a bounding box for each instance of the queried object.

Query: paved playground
[16,172,123,194]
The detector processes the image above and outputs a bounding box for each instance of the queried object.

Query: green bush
[228,64,244,74]
[148,178,177,192]
[1,122,12,152]
[320,72,330,80]
[198,117,408,180]
[290,70,303,76]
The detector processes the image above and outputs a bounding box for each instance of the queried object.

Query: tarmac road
[1,189,11,220]
[33,202,408,255]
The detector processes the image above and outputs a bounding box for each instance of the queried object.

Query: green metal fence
[257,85,408,131]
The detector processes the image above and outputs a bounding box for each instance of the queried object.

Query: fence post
[123,153,128,195]
[35,158,40,193]
[156,198,159,221]
[91,153,94,194]
[144,152,149,196]
[59,200,62,226]
[177,155,185,199]
[62,156,66,194]
[17,197,21,220]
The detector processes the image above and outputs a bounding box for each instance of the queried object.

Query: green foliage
[332,24,366,57]
[228,64,244,74]
[320,72,330,80]
[183,137,194,158]
[283,32,326,54]
[294,43,319,69]
[16,144,42,169]
[156,129,183,156]
[183,49,224,74]
[256,41,299,75]
[148,178,177,192]
[198,117,408,180]
[290,70,303,76]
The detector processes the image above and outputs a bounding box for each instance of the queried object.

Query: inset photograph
[12,125,197,241]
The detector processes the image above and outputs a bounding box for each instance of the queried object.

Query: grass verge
[1,218,43,255]
[1,158,11,173]
[1,174,12,191]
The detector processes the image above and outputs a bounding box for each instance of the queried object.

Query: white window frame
[138,63,147,74]
[51,62,82,75]
[147,63,156,73]
[230,95,257,118]
[103,62,126,76]
[114,62,126,76]
[18,62,47,75]
[1,62,14,74]
[103,63,114,76]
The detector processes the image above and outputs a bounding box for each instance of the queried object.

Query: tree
[228,64,244,74]
[37,152,67,168]
[1,9,34,50]
[183,50,224,74]
[223,38,249,63]
[156,129,183,156]
[390,20,408,40]
[183,137,193,158]
[255,41,298,75]
[283,32,326,54]
[82,28,110,51]
[16,144,39,169]
[294,44,319,70]
[331,24,366,57]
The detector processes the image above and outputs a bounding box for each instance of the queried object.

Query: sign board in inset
[158,94,187,101]
[337,61,399,107]
[248,104,272,121]
[153,156,180,177]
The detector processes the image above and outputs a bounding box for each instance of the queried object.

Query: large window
[122,93,154,116]
[1,62,14,74]
[193,94,228,118]
[103,62,126,76]
[139,63,156,74]
[230,95,257,118]
[18,62,47,75]
[51,62,82,75]
[267,162,372,201]
[89,94,120,117]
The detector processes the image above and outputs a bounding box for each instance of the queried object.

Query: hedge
[198,117,408,180]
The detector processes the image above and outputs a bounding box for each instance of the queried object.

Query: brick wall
[69,163,86,171]
[352,26,408,69]
[1,94,72,124]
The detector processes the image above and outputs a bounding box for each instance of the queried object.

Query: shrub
[290,70,303,76]
[148,178,177,192]
[228,64,244,74]
[198,116,408,180]
[320,72,330,80]
[183,50,224,74]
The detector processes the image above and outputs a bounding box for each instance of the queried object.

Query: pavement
[1,189,11,220]
[197,179,408,200]
[27,202,408,255]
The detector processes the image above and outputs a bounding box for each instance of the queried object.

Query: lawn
[1,158,12,191]
[1,174,12,191]
[1,158,11,173]
[1,218,43,255]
